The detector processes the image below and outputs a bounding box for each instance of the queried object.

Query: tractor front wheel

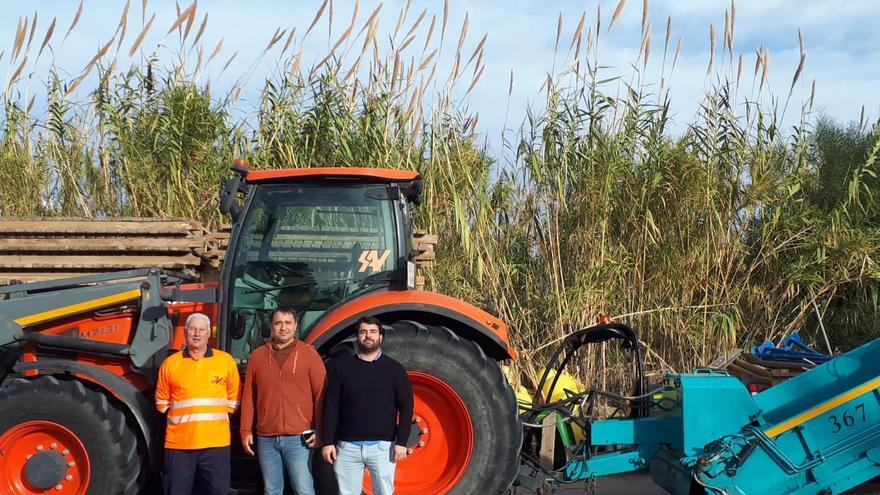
[0,376,143,495]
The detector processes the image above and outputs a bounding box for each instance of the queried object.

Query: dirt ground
[550,472,667,494]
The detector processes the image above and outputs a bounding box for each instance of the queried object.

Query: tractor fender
[304,290,515,360]
[12,359,163,470]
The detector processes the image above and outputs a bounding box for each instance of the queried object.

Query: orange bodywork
[165,283,221,351]
[20,307,143,383]
[21,283,219,392]
[303,290,515,359]
[246,167,420,183]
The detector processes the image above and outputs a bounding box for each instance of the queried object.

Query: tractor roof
[246,167,420,184]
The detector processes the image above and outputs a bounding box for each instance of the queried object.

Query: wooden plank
[265,239,380,250]
[0,272,99,283]
[741,353,816,371]
[270,225,382,234]
[769,368,798,378]
[0,271,190,285]
[413,233,438,244]
[0,254,200,269]
[414,251,436,261]
[732,357,774,378]
[708,348,743,370]
[0,220,198,235]
[727,363,774,385]
[252,233,382,243]
[0,237,202,252]
[539,414,557,471]
[248,248,360,258]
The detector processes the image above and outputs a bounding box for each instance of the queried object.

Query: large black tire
[382,320,522,495]
[0,376,144,495]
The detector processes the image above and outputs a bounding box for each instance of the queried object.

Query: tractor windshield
[226,183,399,362]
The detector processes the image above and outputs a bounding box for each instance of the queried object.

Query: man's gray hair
[184,312,211,329]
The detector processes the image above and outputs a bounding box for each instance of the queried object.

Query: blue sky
[2,0,878,155]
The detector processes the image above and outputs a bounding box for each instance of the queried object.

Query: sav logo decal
[211,376,227,385]
[358,249,391,273]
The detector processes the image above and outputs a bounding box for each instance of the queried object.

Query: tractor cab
[213,162,520,495]
[218,162,423,363]
[0,162,520,495]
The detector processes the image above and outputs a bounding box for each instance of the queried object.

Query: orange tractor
[0,162,522,494]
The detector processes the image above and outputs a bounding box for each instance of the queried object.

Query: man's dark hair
[270,307,298,322]
[356,315,384,336]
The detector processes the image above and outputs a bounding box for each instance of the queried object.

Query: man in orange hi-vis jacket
[156,312,241,495]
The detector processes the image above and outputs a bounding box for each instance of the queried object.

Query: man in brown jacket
[240,307,327,495]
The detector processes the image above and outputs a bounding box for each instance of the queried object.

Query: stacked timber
[203,225,232,269]
[0,219,440,289]
[709,348,820,392]
[0,218,208,284]
[412,231,437,291]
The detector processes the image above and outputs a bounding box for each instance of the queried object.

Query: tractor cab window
[227,184,398,362]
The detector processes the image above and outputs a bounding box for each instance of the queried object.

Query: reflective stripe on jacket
[155,347,241,449]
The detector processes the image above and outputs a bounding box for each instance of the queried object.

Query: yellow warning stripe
[765,376,880,438]
[14,289,142,327]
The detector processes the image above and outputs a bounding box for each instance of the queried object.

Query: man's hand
[304,431,317,448]
[242,434,255,456]
[392,444,408,461]
[322,445,337,464]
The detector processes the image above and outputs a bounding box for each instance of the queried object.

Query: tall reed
[1,1,878,390]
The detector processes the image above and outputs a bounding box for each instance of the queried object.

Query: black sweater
[321,354,414,447]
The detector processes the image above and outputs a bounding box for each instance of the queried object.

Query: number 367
[828,403,867,434]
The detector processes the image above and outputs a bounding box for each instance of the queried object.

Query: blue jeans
[257,435,316,495]
[334,441,396,495]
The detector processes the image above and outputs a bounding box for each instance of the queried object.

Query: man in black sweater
[320,316,414,495]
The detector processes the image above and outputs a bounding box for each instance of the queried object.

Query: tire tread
[386,320,522,495]
[0,376,144,495]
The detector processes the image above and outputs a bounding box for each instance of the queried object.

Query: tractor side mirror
[400,179,423,205]
[411,179,423,205]
[219,176,242,220]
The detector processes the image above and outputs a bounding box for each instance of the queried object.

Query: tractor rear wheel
[0,376,143,495]
[380,320,522,495]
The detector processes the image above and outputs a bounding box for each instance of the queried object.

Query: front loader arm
[0,269,178,369]
[0,314,22,348]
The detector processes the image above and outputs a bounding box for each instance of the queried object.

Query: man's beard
[357,339,380,354]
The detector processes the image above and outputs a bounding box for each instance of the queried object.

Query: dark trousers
[312,451,339,495]
[164,447,231,495]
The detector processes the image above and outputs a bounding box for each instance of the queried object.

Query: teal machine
[516,323,880,494]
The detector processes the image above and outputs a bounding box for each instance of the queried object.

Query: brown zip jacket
[239,340,326,440]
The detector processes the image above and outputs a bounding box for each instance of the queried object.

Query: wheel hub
[24,451,67,490]
[0,420,89,495]
[365,371,473,494]
[405,416,429,452]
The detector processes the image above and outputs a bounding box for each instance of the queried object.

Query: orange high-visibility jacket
[155,347,241,449]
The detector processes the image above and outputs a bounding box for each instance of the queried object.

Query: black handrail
[533,322,645,418]
[19,332,131,358]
